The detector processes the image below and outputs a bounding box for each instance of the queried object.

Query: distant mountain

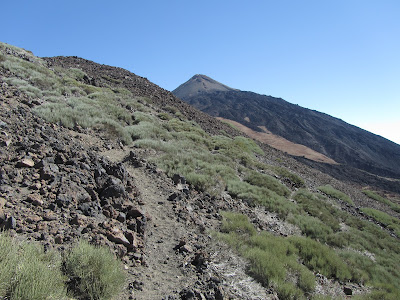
[173,75,400,179]
[173,74,238,99]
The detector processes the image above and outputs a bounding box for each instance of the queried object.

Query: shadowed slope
[174,76,400,179]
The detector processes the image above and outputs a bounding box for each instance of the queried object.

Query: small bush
[361,208,400,236]
[363,190,400,213]
[362,283,400,300]
[288,236,351,281]
[0,234,67,300]
[158,112,172,120]
[64,240,125,300]
[294,189,341,232]
[220,211,257,236]
[273,166,305,188]
[217,213,316,298]
[287,214,333,241]
[245,170,290,197]
[318,185,354,205]
[226,179,298,218]
[0,233,18,295]
[10,243,66,300]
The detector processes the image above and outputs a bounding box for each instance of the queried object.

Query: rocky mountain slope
[1,42,400,299]
[173,75,400,179]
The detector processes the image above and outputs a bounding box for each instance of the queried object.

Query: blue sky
[1,0,399,144]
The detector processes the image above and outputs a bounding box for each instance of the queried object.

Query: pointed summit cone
[173,74,238,99]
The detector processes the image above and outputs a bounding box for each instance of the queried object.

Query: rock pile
[0,76,145,265]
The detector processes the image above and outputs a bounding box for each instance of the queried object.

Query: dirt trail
[102,149,200,299]
[126,165,196,299]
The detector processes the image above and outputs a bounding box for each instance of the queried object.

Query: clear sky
[1,0,399,144]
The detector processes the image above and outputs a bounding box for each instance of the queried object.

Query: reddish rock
[107,226,130,246]
[125,230,138,249]
[70,214,87,226]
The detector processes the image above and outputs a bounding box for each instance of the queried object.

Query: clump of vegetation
[0,234,125,300]
[217,212,358,299]
[64,240,125,300]
[318,184,354,205]
[287,214,333,241]
[361,207,400,236]
[226,180,298,218]
[220,211,257,236]
[363,190,400,213]
[244,170,290,197]
[294,189,341,232]
[254,162,305,188]
[272,166,305,187]
[288,236,351,280]
[218,211,400,299]
[0,234,67,300]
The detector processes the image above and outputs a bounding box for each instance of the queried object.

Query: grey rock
[56,193,72,207]
[6,216,16,230]
[117,212,126,223]
[344,287,352,296]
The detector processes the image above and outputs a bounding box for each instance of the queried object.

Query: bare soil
[216,117,337,164]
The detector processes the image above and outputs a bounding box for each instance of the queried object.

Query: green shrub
[288,236,351,281]
[363,190,400,213]
[287,214,333,241]
[64,240,125,300]
[339,250,373,284]
[326,231,351,248]
[0,233,18,295]
[212,135,263,166]
[276,282,305,300]
[293,189,341,232]
[361,283,400,300]
[0,234,67,300]
[226,180,298,218]
[244,170,290,197]
[361,208,400,236]
[220,211,257,236]
[158,151,237,192]
[273,166,305,188]
[10,244,66,300]
[66,67,87,80]
[217,213,315,298]
[318,185,354,205]
[128,121,170,140]
[158,112,172,120]
[245,246,287,286]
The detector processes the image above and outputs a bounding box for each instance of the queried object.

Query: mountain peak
[173,74,238,99]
